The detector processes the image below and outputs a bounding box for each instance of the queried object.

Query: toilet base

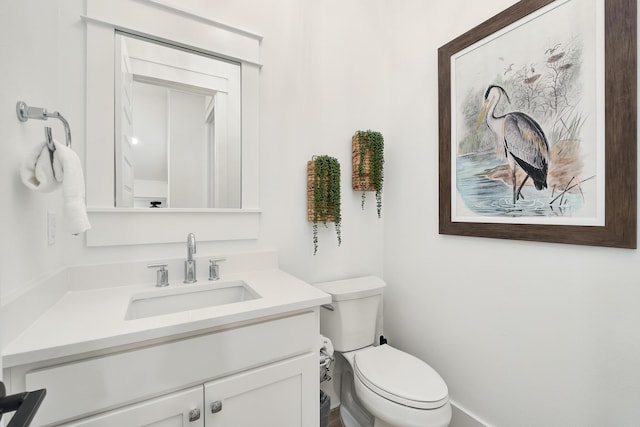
[340,406,397,427]
[341,402,450,427]
[340,368,374,427]
[340,405,371,427]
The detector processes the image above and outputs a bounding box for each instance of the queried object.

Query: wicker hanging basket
[351,130,384,217]
[307,156,342,255]
[307,160,336,223]
[352,133,377,191]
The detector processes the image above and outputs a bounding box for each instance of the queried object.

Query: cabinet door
[204,353,318,427]
[61,386,204,427]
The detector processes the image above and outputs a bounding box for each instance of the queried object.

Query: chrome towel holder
[16,101,72,151]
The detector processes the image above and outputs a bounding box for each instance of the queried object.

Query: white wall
[169,90,207,208]
[2,1,640,426]
[254,0,389,281]
[0,1,68,304]
[132,82,168,184]
[382,1,640,426]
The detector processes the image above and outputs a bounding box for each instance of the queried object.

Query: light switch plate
[47,211,56,245]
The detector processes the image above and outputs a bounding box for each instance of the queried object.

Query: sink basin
[125,280,260,320]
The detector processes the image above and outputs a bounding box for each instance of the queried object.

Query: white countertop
[3,269,331,368]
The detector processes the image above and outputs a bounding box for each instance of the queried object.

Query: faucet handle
[147,263,169,287]
[208,257,226,281]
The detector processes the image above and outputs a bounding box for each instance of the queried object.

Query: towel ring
[44,127,55,152]
[16,101,72,149]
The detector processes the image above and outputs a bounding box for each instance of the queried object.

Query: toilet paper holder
[319,334,334,383]
[320,347,334,383]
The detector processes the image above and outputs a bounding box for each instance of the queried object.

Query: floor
[328,407,343,427]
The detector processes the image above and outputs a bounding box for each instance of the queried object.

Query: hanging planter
[307,155,342,255]
[352,130,384,217]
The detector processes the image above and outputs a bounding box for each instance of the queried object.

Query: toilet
[315,276,451,427]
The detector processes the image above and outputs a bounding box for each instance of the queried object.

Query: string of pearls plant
[355,130,384,218]
[309,155,342,255]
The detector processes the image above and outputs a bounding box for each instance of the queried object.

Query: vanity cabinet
[4,311,319,427]
[62,354,314,427]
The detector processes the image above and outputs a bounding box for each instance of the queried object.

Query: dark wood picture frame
[438,0,637,248]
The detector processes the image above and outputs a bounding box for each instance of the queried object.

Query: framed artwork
[438,0,636,248]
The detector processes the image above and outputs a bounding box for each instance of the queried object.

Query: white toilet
[315,276,451,427]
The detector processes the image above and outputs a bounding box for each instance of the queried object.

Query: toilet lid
[354,345,449,410]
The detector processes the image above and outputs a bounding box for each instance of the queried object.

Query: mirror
[85,0,262,245]
[115,33,241,208]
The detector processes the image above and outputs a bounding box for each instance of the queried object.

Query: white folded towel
[20,141,61,193]
[53,140,91,234]
[21,140,92,234]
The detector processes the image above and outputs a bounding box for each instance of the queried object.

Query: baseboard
[450,400,489,427]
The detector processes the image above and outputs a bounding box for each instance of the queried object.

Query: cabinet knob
[211,400,223,414]
[188,408,201,422]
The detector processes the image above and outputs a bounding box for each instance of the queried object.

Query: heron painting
[476,84,550,205]
[438,0,635,247]
[448,0,603,225]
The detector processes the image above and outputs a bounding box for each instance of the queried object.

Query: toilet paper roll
[319,334,334,358]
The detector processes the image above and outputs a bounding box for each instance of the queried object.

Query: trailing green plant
[355,130,384,217]
[310,155,342,255]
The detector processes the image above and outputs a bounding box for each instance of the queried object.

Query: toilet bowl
[315,276,451,427]
[345,345,451,427]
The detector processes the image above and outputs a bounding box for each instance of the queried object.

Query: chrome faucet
[184,233,197,283]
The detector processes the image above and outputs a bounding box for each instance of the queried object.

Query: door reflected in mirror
[114,33,242,208]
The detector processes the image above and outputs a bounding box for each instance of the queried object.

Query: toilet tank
[314,276,386,352]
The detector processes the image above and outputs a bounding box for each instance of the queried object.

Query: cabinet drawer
[23,312,316,426]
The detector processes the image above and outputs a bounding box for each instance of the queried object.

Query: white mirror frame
[83,0,261,246]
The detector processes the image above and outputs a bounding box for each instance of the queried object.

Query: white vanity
[2,252,330,426]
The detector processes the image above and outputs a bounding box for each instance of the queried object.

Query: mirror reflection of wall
[114,33,242,209]
[131,81,168,207]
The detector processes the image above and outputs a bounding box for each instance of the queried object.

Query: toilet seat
[354,345,449,410]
